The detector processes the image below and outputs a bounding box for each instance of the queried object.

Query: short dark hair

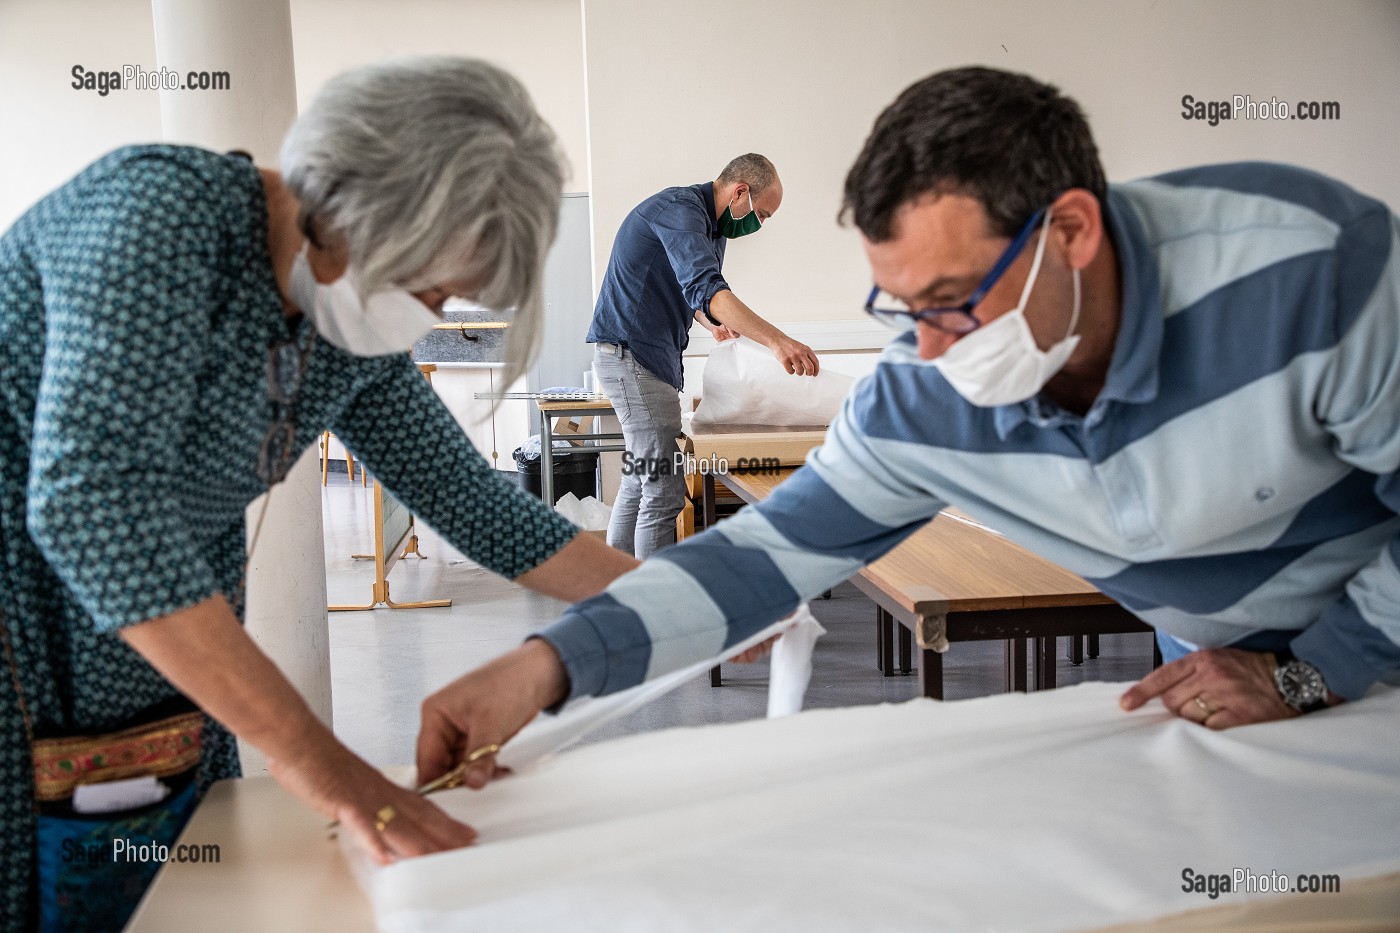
[718,153,778,196]
[841,67,1106,242]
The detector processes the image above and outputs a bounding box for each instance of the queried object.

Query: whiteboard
[529,192,594,391]
[375,483,412,578]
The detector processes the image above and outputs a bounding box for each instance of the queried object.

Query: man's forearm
[708,290,820,375]
[707,289,785,348]
[1290,586,1400,701]
[694,309,720,335]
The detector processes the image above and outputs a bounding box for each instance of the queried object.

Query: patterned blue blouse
[0,145,579,928]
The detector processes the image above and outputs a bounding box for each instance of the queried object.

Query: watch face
[1277,661,1326,706]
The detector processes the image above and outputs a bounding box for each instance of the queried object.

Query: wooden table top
[536,397,615,413]
[684,423,827,435]
[722,468,1113,616]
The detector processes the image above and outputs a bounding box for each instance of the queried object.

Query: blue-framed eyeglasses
[863,206,1048,335]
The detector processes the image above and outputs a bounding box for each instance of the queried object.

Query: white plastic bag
[692,337,853,428]
[552,493,611,531]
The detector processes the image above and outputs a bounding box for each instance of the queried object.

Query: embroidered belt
[32,711,205,802]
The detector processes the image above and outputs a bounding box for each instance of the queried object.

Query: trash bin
[514,444,599,504]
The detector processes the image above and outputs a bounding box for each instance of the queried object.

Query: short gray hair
[280,56,565,385]
[717,153,778,196]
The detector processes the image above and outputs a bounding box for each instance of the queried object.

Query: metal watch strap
[1273,646,1329,713]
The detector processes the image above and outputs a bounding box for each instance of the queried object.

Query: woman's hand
[119,595,478,864]
[416,638,570,791]
[269,734,476,864]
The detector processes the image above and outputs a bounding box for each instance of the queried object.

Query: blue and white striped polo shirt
[540,162,1400,703]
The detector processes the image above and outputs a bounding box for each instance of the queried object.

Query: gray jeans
[592,343,685,558]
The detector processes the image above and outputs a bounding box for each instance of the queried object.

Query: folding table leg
[1033,637,1057,690]
[539,407,554,504]
[1007,639,1028,692]
[709,665,721,687]
[875,607,885,671]
[898,622,912,674]
[918,647,943,700]
[1087,633,1100,659]
[880,608,895,677]
[1068,635,1084,665]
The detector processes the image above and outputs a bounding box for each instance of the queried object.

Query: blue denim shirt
[587,182,729,389]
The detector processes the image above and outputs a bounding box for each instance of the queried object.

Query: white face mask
[288,249,440,356]
[932,208,1081,407]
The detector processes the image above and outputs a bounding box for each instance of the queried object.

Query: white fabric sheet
[496,606,825,770]
[359,684,1400,933]
[691,337,853,427]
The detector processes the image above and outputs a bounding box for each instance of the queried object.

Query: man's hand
[416,639,570,791]
[694,309,739,342]
[728,634,779,663]
[773,337,820,376]
[1119,648,1307,728]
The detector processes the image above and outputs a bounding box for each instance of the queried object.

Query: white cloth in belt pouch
[353,682,1400,933]
[692,337,853,427]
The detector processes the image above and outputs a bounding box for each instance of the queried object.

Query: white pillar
[151,0,298,161]
[151,0,332,776]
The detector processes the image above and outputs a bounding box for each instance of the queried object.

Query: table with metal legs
[720,467,1154,699]
[474,392,626,503]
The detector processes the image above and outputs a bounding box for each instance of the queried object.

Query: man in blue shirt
[589,154,819,557]
[418,67,1400,788]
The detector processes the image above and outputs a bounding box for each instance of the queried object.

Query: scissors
[326,743,500,835]
[413,743,501,795]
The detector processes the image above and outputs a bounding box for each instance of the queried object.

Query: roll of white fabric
[692,338,854,428]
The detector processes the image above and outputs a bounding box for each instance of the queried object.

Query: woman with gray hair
[0,56,635,931]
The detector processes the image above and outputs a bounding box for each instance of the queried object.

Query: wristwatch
[1272,647,1330,713]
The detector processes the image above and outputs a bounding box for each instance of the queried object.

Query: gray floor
[322,471,1157,768]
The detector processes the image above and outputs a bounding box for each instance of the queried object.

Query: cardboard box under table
[680,423,826,529]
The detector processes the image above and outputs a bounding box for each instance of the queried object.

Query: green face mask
[719,191,763,239]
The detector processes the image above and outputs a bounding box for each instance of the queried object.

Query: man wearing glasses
[418,67,1400,781]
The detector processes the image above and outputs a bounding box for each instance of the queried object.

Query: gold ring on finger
[375,804,397,833]
[1193,695,1213,717]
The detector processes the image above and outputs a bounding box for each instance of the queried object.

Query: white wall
[0,0,162,229]
[582,0,1400,325]
[0,0,588,231]
[289,0,588,188]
